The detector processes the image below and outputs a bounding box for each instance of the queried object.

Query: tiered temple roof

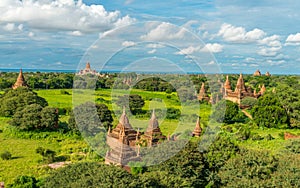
[265,72,271,76]
[105,108,167,166]
[12,69,28,89]
[192,117,202,137]
[198,82,209,101]
[105,108,140,166]
[144,110,166,146]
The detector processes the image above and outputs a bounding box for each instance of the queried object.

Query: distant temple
[12,69,28,89]
[198,82,209,101]
[199,74,266,106]
[76,62,100,76]
[265,71,271,76]
[253,69,261,76]
[222,74,265,105]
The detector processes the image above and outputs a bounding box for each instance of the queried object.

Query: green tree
[211,100,247,124]
[0,87,47,117]
[251,93,289,128]
[69,102,113,136]
[41,162,142,188]
[218,149,279,187]
[116,94,145,114]
[7,175,39,188]
[10,104,58,131]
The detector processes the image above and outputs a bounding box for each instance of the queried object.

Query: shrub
[7,175,39,188]
[0,151,12,160]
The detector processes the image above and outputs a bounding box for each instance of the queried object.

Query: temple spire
[224,75,231,91]
[86,62,91,70]
[119,107,133,129]
[192,117,202,137]
[235,73,246,93]
[198,82,207,100]
[12,69,28,89]
[147,109,159,133]
[260,84,266,95]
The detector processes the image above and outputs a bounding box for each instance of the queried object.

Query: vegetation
[251,93,289,128]
[211,99,247,124]
[0,72,299,187]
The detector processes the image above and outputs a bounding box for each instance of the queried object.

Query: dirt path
[242,109,253,119]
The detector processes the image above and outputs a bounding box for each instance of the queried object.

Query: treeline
[0,71,278,91]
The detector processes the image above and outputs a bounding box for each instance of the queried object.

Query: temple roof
[147,110,159,132]
[192,117,202,137]
[118,107,133,130]
[86,62,91,70]
[12,69,28,89]
[224,75,232,90]
[235,73,247,93]
[260,84,266,94]
[253,69,261,76]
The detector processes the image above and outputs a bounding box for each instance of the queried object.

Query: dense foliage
[10,104,58,131]
[116,94,145,114]
[42,162,142,188]
[211,100,247,124]
[251,93,289,128]
[69,102,113,135]
[0,87,47,117]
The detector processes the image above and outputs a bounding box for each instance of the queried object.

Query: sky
[1,0,300,74]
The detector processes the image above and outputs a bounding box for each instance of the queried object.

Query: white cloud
[285,33,300,45]
[28,32,35,37]
[122,41,136,47]
[176,43,223,55]
[3,23,15,31]
[0,0,134,33]
[148,49,156,54]
[176,46,201,55]
[259,35,281,47]
[146,43,165,48]
[245,57,255,62]
[69,31,83,36]
[257,46,282,57]
[286,33,300,42]
[218,23,266,43]
[141,22,187,41]
[200,43,224,53]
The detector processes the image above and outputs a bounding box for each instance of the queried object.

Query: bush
[0,151,12,160]
[7,175,39,188]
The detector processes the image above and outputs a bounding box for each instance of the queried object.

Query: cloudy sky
[1,0,300,74]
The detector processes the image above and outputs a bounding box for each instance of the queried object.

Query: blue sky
[1,0,300,74]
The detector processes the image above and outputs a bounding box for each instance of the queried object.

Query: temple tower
[198,82,208,101]
[144,110,165,146]
[105,108,140,166]
[12,69,28,89]
[234,73,247,93]
[192,117,202,137]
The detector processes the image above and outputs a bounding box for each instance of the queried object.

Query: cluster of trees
[0,87,59,131]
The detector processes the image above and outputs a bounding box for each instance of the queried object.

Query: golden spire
[235,73,246,93]
[192,117,202,137]
[12,69,28,89]
[86,62,91,70]
[224,75,231,91]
